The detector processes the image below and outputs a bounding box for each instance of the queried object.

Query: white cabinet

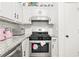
[0,2,16,20]
[0,2,23,23]
[14,3,23,23]
[22,38,29,57]
[51,38,58,57]
[59,3,79,57]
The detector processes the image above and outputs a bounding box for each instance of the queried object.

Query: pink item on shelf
[0,28,5,35]
[0,28,13,41]
[0,34,5,41]
[5,31,13,39]
[0,28,5,41]
[0,28,5,32]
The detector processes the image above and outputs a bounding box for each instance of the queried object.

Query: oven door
[29,41,51,57]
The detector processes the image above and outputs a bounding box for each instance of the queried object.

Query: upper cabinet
[15,2,23,23]
[0,2,16,20]
[0,2,23,24]
[0,2,58,24]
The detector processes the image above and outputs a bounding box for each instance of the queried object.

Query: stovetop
[29,32,51,40]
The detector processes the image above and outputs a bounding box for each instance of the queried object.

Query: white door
[59,3,79,57]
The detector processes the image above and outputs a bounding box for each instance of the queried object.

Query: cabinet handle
[14,13,16,18]
[52,45,54,48]
[23,3,26,6]
[49,19,51,21]
[16,14,19,19]
[24,51,25,56]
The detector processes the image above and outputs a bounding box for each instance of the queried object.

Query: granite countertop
[0,35,27,56]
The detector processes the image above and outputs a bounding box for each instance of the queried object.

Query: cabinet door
[22,38,29,57]
[15,2,23,23]
[51,38,58,57]
[59,3,79,57]
[0,2,16,20]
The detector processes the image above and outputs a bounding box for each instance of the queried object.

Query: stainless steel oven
[29,32,51,57]
[29,40,51,57]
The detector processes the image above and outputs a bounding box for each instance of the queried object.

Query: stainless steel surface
[29,40,51,57]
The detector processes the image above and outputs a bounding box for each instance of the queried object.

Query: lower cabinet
[51,38,58,57]
[22,38,29,57]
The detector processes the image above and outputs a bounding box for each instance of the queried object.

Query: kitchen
[0,2,79,57]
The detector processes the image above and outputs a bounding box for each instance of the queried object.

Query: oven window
[31,43,49,53]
